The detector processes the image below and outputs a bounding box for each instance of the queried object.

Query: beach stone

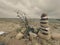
[7,39,26,45]
[38,31,51,40]
[15,32,24,40]
[0,42,5,45]
[29,32,37,40]
[21,28,26,34]
[31,41,40,45]
[51,33,60,40]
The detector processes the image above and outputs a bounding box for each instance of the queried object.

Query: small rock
[15,32,24,40]
[29,32,37,40]
[0,42,5,45]
[38,31,51,40]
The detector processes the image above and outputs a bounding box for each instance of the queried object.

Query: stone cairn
[37,13,51,45]
[40,13,49,35]
[38,13,51,40]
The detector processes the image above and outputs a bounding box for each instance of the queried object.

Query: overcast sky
[0,0,60,19]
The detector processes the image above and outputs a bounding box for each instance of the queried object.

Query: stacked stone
[38,13,51,40]
[40,13,49,35]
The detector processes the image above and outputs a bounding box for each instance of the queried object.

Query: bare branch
[16,10,29,28]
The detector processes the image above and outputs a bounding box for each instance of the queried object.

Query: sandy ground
[0,20,60,45]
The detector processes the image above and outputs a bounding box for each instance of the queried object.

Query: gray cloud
[0,0,60,19]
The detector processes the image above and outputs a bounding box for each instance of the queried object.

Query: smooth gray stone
[0,42,5,45]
